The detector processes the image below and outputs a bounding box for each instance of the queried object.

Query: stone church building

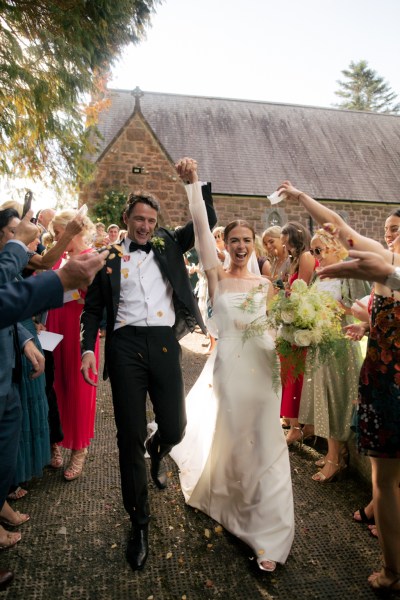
[80,87,400,242]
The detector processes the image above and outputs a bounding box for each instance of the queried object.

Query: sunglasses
[309,247,324,256]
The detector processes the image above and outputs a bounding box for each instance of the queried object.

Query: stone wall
[80,111,190,228]
[212,195,393,245]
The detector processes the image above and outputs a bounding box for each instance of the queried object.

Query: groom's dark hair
[124,191,160,217]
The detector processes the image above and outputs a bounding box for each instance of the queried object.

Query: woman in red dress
[279,222,317,445]
[46,210,99,481]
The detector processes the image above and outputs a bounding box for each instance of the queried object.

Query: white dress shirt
[114,237,175,330]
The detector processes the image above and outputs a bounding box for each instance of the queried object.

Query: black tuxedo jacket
[80,183,217,379]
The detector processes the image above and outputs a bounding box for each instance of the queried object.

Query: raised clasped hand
[175,157,198,184]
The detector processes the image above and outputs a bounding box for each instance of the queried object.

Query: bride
[171,158,294,572]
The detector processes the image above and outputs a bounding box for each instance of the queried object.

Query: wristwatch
[384,266,400,290]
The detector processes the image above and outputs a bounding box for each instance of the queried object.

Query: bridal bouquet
[267,279,344,384]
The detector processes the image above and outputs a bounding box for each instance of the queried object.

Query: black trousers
[107,326,186,526]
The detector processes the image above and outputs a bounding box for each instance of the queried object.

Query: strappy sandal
[312,459,347,483]
[286,425,315,447]
[353,506,375,525]
[50,444,63,469]
[0,510,30,528]
[7,486,28,501]
[64,449,88,481]
[315,446,349,468]
[0,529,21,550]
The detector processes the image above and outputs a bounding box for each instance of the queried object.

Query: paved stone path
[1,332,389,599]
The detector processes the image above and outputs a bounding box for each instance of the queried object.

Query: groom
[80,158,217,571]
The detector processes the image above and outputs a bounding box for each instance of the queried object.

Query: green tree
[90,190,128,228]
[334,60,400,113]
[0,0,158,190]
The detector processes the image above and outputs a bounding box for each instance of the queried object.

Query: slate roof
[93,89,400,203]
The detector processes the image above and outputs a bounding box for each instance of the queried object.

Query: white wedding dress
[171,276,294,565]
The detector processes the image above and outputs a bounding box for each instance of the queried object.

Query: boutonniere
[151,236,165,251]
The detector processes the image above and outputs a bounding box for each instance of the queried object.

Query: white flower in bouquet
[310,326,323,344]
[291,279,308,294]
[280,324,295,344]
[293,329,313,347]
[297,299,316,326]
[266,279,345,386]
[281,310,295,324]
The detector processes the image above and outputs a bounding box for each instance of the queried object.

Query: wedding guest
[298,228,368,482]
[118,229,128,243]
[92,222,107,248]
[106,224,120,244]
[80,159,217,571]
[0,227,107,590]
[212,226,229,268]
[0,200,22,216]
[278,181,400,594]
[8,232,51,495]
[46,209,99,481]
[279,221,316,445]
[0,216,45,555]
[254,234,271,276]
[171,159,294,573]
[37,208,56,235]
[262,226,290,286]
[384,208,400,251]
[0,208,82,499]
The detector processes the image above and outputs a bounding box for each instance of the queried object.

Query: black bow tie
[129,241,151,253]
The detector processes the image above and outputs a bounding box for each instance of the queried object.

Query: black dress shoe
[126,526,148,571]
[0,568,14,591]
[145,439,168,489]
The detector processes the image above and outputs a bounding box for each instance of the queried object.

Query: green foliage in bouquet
[267,279,345,385]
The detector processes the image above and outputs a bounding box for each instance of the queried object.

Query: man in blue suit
[0,249,109,329]
[0,222,45,588]
[0,222,108,589]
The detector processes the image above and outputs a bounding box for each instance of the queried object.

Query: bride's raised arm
[278,181,393,262]
[176,158,222,300]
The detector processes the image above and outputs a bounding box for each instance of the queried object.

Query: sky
[110,0,400,109]
[3,0,399,212]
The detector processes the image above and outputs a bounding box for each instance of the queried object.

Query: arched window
[264,207,287,228]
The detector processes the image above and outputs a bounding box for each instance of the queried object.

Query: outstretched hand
[277,181,302,200]
[56,250,109,292]
[14,211,41,246]
[318,250,393,284]
[175,157,199,184]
